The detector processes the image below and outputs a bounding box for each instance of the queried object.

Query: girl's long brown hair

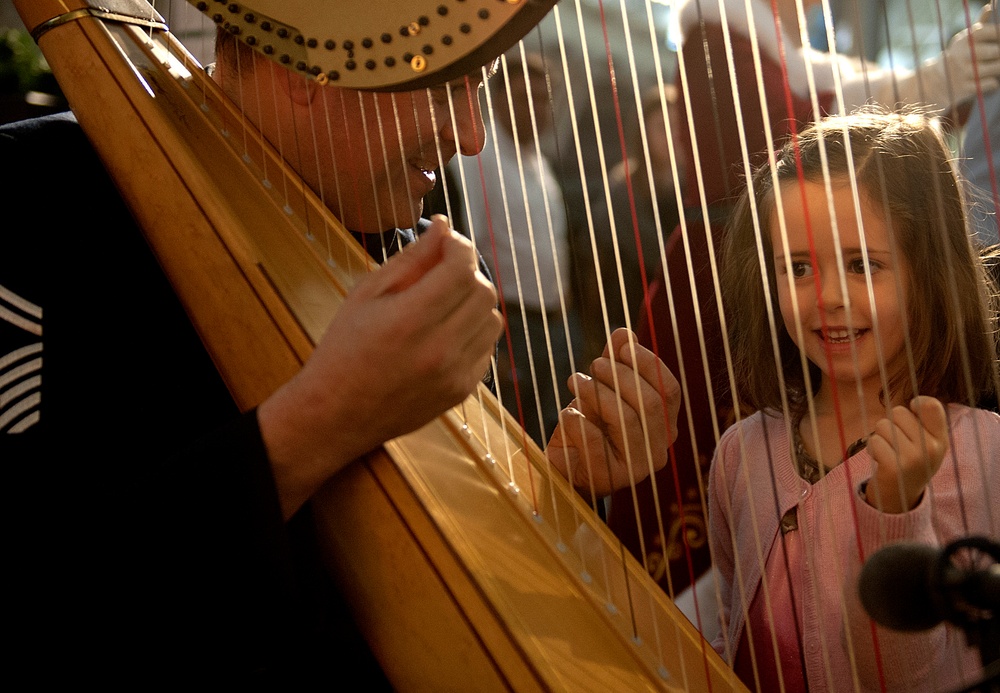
[721,106,999,417]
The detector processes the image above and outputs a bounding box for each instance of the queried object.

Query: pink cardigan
[708,404,1000,692]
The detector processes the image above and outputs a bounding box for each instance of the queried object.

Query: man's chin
[407,199,425,229]
[389,202,424,232]
[336,205,421,234]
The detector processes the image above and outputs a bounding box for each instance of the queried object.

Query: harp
[11,0,999,691]
[12,0,739,690]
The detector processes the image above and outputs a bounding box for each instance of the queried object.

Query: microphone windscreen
[858,543,943,632]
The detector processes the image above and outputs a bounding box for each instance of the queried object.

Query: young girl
[712,107,1000,692]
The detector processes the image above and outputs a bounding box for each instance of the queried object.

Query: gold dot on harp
[410,55,427,72]
[314,72,328,86]
[407,22,420,36]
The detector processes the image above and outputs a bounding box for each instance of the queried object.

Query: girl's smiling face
[770,179,912,404]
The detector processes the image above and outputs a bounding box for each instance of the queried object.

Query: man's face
[293,74,488,233]
[216,48,492,233]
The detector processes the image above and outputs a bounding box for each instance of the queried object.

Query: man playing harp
[0,6,680,685]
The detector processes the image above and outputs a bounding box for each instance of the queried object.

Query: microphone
[858,537,1000,632]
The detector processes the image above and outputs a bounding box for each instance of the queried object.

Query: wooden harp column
[13,0,744,690]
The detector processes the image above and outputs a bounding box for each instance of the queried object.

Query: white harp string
[691,2,995,691]
[145,1,997,689]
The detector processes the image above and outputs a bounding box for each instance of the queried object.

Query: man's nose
[442,83,487,156]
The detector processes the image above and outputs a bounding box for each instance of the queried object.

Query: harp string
[294,70,328,244]
[468,1,721,674]
[434,80,480,441]
[486,49,626,572]
[973,9,1000,232]
[628,1,705,626]
[249,45,274,197]
[510,42,591,472]
[316,89,347,264]
[655,6,754,673]
[265,62,294,215]
[780,14,876,683]
[602,2,701,611]
[736,2,985,688]
[559,0,674,595]
[705,3,801,680]
[598,0,998,690]
[538,7,682,652]
[450,66,552,500]
[359,92,391,259]
[550,0,634,534]
[436,73,504,462]
[873,0,988,677]
[479,52,542,448]
[770,91,883,692]
[462,35,628,592]
[574,0,675,576]
[534,0,712,675]
[667,0,737,589]
[543,6,672,635]
[553,0,742,678]
[447,6,702,669]
[722,1,892,687]
[543,7,628,561]
[713,11,813,678]
[573,6,725,679]
[143,1,996,687]
[425,34,630,591]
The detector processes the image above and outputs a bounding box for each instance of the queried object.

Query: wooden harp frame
[14,0,745,690]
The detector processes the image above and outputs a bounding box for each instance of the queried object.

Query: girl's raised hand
[865,396,949,513]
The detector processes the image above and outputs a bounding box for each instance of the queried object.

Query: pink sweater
[708,404,1000,692]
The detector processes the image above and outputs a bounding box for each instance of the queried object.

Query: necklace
[792,415,869,484]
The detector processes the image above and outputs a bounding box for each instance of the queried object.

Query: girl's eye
[791,261,813,278]
[848,258,874,274]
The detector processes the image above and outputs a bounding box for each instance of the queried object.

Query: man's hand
[545,328,681,497]
[865,396,949,514]
[259,215,503,518]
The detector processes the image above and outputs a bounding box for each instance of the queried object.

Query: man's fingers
[566,373,604,422]
[602,329,679,402]
[593,336,679,439]
[449,303,504,389]
[366,216,450,296]
[569,330,679,437]
[346,217,500,406]
[549,407,625,495]
[590,355,662,428]
[374,218,492,329]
